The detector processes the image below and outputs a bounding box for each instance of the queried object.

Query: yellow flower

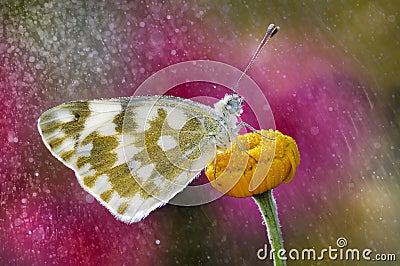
[205,130,300,198]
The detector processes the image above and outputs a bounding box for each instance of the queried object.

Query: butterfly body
[38,94,243,223]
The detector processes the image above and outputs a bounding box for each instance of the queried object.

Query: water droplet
[373,142,381,149]
[310,126,319,135]
[32,227,45,241]
[14,218,23,226]
[85,194,94,203]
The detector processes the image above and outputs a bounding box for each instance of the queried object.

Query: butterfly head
[225,93,244,116]
[215,93,244,117]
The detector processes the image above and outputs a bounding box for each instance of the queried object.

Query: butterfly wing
[38,96,220,223]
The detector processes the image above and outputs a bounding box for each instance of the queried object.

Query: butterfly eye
[225,95,243,115]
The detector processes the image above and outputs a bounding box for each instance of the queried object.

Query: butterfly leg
[234,136,259,163]
[213,142,218,179]
[234,122,276,140]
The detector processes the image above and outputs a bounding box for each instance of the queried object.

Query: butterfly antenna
[232,23,279,93]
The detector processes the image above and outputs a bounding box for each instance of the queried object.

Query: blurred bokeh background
[1,1,399,265]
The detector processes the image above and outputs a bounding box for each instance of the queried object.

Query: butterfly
[37,24,279,223]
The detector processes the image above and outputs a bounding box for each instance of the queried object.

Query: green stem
[253,190,286,266]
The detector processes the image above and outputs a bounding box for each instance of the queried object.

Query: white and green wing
[38,96,219,223]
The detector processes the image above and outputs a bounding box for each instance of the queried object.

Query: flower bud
[205,130,300,198]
